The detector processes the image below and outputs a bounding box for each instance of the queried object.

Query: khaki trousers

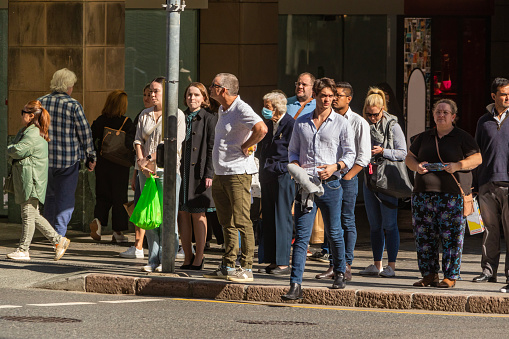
[19,198,61,251]
[212,174,254,269]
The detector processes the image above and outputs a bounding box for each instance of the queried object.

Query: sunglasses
[21,109,32,115]
[366,107,384,118]
[210,83,223,89]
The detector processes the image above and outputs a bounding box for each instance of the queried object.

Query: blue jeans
[363,184,400,263]
[290,179,345,284]
[139,171,181,268]
[322,175,359,266]
[44,161,80,236]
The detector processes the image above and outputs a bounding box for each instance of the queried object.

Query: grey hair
[216,73,239,96]
[50,68,77,93]
[263,92,287,114]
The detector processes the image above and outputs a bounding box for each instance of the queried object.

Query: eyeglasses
[295,82,311,88]
[365,108,383,117]
[210,83,223,89]
[21,109,31,115]
[435,110,452,115]
[335,94,348,98]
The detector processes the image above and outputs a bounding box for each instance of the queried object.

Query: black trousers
[94,157,130,232]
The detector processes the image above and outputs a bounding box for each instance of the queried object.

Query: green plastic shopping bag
[129,175,162,230]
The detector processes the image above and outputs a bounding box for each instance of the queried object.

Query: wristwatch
[146,154,152,161]
[336,162,341,171]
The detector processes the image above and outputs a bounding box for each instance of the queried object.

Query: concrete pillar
[7,0,125,230]
[199,0,278,113]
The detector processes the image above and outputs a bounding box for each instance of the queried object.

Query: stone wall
[199,0,278,113]
[8,0,125,135]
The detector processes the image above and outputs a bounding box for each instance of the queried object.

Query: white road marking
[99,299,165,304]
[0,305,22,309]
[27,302,96,307]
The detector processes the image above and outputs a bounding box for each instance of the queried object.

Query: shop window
[278,15,387,112]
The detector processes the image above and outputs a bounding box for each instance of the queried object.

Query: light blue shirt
[286,96,316,118]
[288,110,356,178]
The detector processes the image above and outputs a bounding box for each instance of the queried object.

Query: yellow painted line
[169,298,509,318]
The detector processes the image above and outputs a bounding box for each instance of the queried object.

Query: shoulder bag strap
[293,98,313,120]
[435,135,465,197]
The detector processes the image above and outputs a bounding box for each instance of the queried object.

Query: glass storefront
[125,9,198,118]
[278,14,388,112]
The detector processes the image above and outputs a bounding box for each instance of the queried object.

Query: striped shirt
[38,92,96,168]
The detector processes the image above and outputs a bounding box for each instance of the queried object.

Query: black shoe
[180,254,195,270]
[472,273,497,283]
[282,283,303,300]
[257,265,273,273]
[270,266,291,275]
[190,256,205,270]
[501,284,509,293]
[332,272,346,289]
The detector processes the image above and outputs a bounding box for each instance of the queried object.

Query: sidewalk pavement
[1,207,508,314]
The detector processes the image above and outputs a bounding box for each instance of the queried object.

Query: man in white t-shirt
[203,73,268,282]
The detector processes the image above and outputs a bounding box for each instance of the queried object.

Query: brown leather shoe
[438,278,456,288]
[413,273,439,287]
[315,266,334,279]
[345,264,352,281]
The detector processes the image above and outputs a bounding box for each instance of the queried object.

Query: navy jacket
[258,113,295,183]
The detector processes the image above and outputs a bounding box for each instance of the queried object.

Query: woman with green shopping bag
[133,77,185,272]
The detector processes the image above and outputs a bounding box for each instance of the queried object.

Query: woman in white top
[134,76,185,272]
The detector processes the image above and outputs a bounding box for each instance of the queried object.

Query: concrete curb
[36,273,509,314]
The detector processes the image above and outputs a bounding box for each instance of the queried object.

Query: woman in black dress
[178,82,217,269]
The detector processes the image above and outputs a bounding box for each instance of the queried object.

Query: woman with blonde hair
[90,90,134,243]
[360,87,407,278]
[6,100,70,261]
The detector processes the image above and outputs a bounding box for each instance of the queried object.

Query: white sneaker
[6,249,30,261]
[112,232,128,244]
[89,218,102,241]
[119,246,144,259]
[142,264,154,273]
[155,265,163,272]
[379,265,396,277]
[54,237,70,261]
[227,267,254,282]
[359,264,382,276]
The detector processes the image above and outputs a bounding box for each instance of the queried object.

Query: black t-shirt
[409,127,479,194]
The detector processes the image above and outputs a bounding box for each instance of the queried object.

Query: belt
[324,175,338,183]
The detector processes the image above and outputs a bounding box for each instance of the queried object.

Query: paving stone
[190,280,245,300]
[467,295,509,314]
[356,290,412,309]
[412,293,467,312]
[136,277,191,297]
[85,274,136,294]
[303,287,356,306]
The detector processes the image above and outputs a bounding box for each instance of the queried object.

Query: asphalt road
[0,288,508,338]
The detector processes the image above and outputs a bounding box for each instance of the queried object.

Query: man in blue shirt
[38,68,96,236]
[286,72,316,119]
[282,78,355,300]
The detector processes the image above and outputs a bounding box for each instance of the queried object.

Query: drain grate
[0,316,82,323]
[237,320,316,326]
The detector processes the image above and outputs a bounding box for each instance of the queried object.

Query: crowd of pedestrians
[5,67,509,295]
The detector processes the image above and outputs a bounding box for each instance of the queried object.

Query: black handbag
[365,121,413,200]
[100,117,134,167]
